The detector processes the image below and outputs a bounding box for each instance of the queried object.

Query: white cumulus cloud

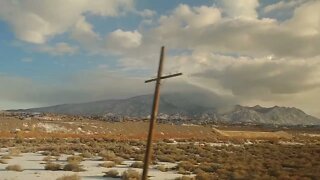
[217,0,259,19]
[106,29,142,50]
[0,0,133,44]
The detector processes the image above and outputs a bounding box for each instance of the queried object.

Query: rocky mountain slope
[10,93,320,125]
[218,105,320,125]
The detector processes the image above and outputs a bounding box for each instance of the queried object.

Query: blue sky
[0,0,287,82]
[0,0,216,86]
[0,0,320,117]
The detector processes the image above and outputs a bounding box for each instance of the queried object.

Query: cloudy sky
[0,0,320,117]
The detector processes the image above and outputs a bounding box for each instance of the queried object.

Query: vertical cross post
[142,46,165,180]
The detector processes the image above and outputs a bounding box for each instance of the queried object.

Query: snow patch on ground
[301,133,320,137]
[181,124,199,127]
[279,141,305,145]
[0,152,183,180]
[36,123,67,133]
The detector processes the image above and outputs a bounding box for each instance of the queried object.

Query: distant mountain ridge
[218,105,320,125]
[10,93,320,125]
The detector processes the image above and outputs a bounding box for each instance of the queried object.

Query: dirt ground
[0,113,318,141]
[0,116,219,140]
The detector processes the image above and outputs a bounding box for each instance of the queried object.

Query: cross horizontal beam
[145,73,183,83]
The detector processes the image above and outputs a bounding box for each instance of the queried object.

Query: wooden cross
[142,46,182,180]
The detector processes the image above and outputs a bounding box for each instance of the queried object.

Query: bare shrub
[130,161,144,168]
[99,150,116,161]
[122,169,141,180]
[178,167,190,175]
[41,151,51,156]
[231,170,247,179]
[43,156,55,162]
[193,168,205,175]
[45,162,61,171]
[41,151,60,157]
[6,164,23,172]
[56,174,81,180]
[67,155,83,163]
[104,169,119,178]
[0,159,8,164]
[114,157,124,165]
[63,162,85,172]
[163,139,176,143]
[99,161,116,168]
[132,154,144,161]
[1,155,12,159]
[118,153,131,159]
[178,161,196,172]
[80,151,93,158]
[195,172,216,180]
[175,176,195,180]
[157,155,176,163]
[198,163,218,173]
[157,165,168,172]
[9,148,21,156]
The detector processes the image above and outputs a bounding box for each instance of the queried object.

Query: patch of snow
[36,122,67,133]
[0,153,187,180]
[301,133,320,137]
[181,124,199,126]
[279,141,305,145]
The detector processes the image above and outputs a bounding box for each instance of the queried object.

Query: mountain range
[10,93,320,126]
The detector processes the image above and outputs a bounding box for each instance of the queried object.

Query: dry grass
[175,176,195,180]
[9,148,21,156]
[99,150,116,161]
[114,157,124,165]
[195,172,217,180]
[0,126,318,179]
[213,128,292,139]
[56,174,81,180]
[41,150,61,157]
[178,167,191,175]
[122,169,141,180]
[80,151,93,158]
[178,161,196,172]
[0,159,8,164]
[67,155,83,163]
[0,119,219,140]
[198,162,219,173]
[99,161,116,168]
[157,165,168,172]
[157,155,176,163]
[103,169,119,178]
[45,162,61,171]
[6,164,23,172]
[43,156,55,162]
[1,155,12,159]
[63,162,85,172]
[130,161,144,168]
